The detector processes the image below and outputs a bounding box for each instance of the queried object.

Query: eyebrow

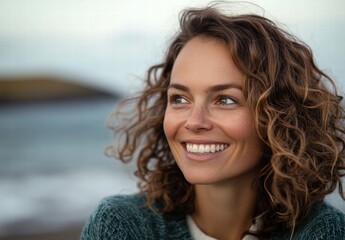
[168,83,242,92]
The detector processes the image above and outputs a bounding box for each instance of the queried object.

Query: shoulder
[80,194,191,240]
[294,201,345,239]
[98,194,148,214]
[80,194,153,240]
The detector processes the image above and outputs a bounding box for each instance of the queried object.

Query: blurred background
[0,0,344,239]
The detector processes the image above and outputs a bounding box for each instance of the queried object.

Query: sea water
[0,97,343,237]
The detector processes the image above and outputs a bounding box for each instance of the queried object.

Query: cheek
[233,116,263,156]
[163,110,175,140]
[222,112,257,139]
[164,109,187,145]
[223,113,263,155]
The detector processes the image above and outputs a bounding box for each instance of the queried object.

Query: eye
[216,95,236,105]
[169,94,188,105]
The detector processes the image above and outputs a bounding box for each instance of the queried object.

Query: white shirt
[186,215,259,240]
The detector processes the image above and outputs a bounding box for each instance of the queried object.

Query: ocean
[0,96,344,237]
[0,97,137,237]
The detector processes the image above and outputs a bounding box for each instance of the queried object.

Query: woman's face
[164,36,263,185]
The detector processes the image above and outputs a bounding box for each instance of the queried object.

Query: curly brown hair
[106,5,345,239]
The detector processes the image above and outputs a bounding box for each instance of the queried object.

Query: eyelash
[216,94,237,105]
[168,94,237,106]
[168,94,187,105]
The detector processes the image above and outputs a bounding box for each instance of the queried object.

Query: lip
[181,141,229,162]
[182,139,227,144]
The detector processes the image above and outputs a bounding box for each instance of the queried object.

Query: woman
[81,4,345,240]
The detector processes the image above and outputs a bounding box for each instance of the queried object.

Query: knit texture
[80,194,345,240]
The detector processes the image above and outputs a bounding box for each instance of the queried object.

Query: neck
[192,175,258,240]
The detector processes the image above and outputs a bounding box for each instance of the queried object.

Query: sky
[0,0,344,94]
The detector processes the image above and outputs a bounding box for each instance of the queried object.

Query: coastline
[0,223,83,240]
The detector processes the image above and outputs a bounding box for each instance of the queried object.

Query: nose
[184,105,213,132]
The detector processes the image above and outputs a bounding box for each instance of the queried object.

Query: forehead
[170,36,244,87]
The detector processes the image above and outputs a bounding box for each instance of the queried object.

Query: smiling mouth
[185,143,229,154]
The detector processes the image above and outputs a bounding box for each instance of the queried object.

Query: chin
[182,172,221,185]
[182,168,260,186]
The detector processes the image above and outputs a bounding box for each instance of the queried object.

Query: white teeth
[199,145,205,153]
[210,145,215,153]
[186,143,228,154]
[205,145,210,153]
[192,144,198,152]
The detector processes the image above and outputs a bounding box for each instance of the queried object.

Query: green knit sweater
[80,194,345,240]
